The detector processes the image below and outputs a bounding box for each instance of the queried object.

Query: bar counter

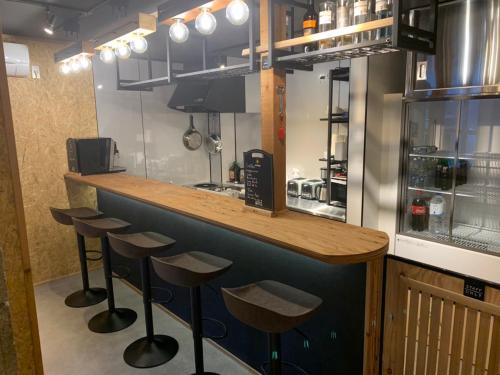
[65,172,389,264]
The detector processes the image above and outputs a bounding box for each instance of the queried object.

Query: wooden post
[260,0,287,213]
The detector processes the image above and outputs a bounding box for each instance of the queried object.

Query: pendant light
[54,41,94,75]
[130,34,148,54]
[59,63,71,75]
[114,43,132,59]
[169,19,190,43]
[79,55,92,70]
[226,0,249,26]
[70,59,81,73]
[99,47,116,64]
[195,8,217,35]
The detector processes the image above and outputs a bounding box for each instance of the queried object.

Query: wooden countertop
[65,173,389,264]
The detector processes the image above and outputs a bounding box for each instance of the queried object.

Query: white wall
[93,57,260,185]
[286,60,350,181]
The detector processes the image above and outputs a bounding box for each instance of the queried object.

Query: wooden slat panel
[462,309,479,375]
[426,296,442,375]
[449,304,466,375]
[437,299,454,375]
[405,289,420,375]
[475,313,492,375]
[401,276,500,317]
[415,292,431,375]
[488,316,500,375]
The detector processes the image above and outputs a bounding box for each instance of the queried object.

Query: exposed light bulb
[99,48,115,64]
[130,35,148,54]
[226,0,250,26]
[79,55,92,71]
[115,43,131,59]
[195,8,217,35]
[169,19,189,43]
[59,63,71,75]
[70,59,81,73]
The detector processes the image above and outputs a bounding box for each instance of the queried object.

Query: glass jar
[318,1,336,49]
[353,0,372,43]
[336,0,353,46]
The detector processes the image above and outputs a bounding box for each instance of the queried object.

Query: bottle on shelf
[336,0,353,46]
[429,194,447,235]
[318,1,336,49]
[435,159,453,191]
[374,0,393,40]
[456,159,468,186]
[411,190,429,232]
[353,0,371,43]
[303,0,319,52]
[229,161,241,183]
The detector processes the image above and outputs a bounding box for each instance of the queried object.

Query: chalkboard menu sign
[244,149,274,211]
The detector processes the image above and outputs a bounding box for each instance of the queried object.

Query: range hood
[168,77,246,113]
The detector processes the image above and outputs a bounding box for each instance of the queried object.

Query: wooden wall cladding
[3,35,100,284]
[382,258,500,375]
[0,35,43,374]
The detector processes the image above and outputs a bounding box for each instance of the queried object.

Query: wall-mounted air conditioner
[3,43,30,78]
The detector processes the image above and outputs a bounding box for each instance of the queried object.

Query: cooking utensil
[205,134,223,154]
[183,115,203,151]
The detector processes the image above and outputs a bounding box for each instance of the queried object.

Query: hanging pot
[183,115,203,151]
[205,134,223,154]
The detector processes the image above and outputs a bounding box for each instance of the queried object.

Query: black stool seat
[222,280,322,333]
[108,231,178,369]
[72,217,131,238]
[50,207,102,225]
[72,217,136,334]
[152,252,233,375]
[151,251,232,288]
[108,232,175,259]
[49,206,106,308]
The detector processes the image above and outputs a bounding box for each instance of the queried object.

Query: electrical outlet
[416,61,427,81]
[31,65,41,79]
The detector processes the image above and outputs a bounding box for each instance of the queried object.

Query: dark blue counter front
[98,190,367,374]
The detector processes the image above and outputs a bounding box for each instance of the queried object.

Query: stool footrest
[260,361,309,375]
[85,250,103,261]
[112,265,131,279]
[201,317,228,340]
[150,286,174,304]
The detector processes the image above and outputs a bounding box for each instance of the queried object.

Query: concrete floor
[35,269,256,375]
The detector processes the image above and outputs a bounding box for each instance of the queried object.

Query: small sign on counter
[244,149,274,212]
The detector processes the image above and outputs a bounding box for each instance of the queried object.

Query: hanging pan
[183,115,203,151]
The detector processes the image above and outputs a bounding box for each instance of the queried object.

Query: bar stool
[222,280,322,375]
[72,217,137,333]
[151,251,233,375]
[107,232,179,368]
[50,207,107,308]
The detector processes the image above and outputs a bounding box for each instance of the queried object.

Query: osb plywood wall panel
[0,35,42,374]
[3,35,100,284]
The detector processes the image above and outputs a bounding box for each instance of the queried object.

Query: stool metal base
[123,335,179,368]
[64,288,107,308]
[88,308,137,333]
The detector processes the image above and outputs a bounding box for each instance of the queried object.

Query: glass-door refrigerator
[399,97,500,256]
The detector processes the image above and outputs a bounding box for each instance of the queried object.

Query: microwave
[67,138,125,175]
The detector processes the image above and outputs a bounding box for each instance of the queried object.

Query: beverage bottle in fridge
[336,0,353,46]
[440,161,453,191]
[429,194,446,234]
[374,0,392,40]
[303,0,319,52]
[411,191,428,232]
[353,0,371,43]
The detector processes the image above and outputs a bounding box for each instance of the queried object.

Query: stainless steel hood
[168,77,246,113]
[407,0,500,97]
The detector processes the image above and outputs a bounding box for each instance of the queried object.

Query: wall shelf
[175,63,258,81]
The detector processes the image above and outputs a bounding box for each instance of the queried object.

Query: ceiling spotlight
[79,55,92,71]
[195,8,217,35]
[114,43,131,59]
[226,0,250,26]
[169,19,189,43]
[99,48,116,64]
[59,63,71,75]
[130,35,148,54]
[44,13,57,35]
